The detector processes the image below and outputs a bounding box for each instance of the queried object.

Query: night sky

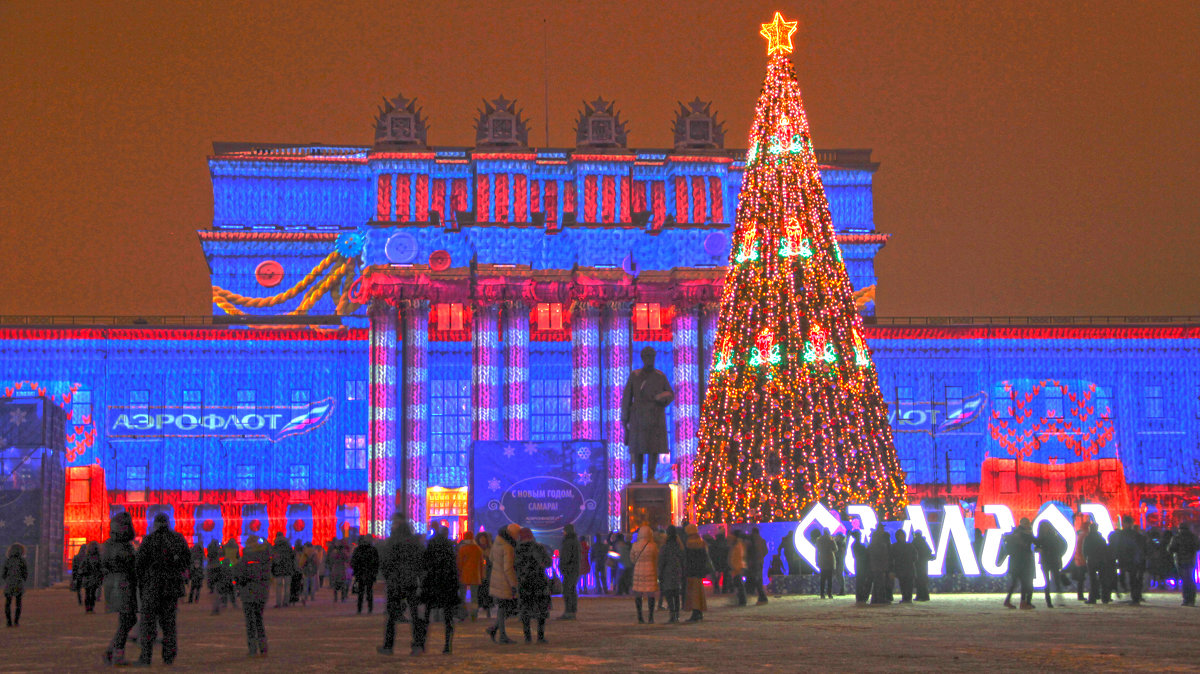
[2,1,1197,318]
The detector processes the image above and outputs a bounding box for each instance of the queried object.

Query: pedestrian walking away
[557,523,582,620]
[486,524,520,644]
[134,513,191,666]
[100,512,138,666]
[235,536,272,657]
[4,543,28,628]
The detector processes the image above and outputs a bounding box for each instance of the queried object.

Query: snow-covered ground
[5,586,1198,671]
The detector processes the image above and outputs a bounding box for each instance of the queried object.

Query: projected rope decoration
[211,232,365,316]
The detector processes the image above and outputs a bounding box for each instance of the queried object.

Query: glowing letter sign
[108,398,334,442]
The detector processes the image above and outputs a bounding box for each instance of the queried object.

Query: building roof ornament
[673,97,726,150]
[475,96,530,148]
[575,97,629,149]
[374,93,429,149]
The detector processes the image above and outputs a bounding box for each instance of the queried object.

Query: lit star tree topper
[688,14,908,524]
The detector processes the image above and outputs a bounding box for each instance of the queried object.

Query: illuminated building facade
[1,96,1198,567]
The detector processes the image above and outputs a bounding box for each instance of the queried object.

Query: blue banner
[472,440,607,544]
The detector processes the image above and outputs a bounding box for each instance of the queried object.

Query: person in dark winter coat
[868,529,891,605]
[657,525,685,623]
[205,539,222,602]
[1167,523,1199,606]
[709,532,730,593]
[683,524,710,621]
[289,540,305,606]
[1112,516,1147,604]
[351,535,381,614]
[3,543,28,628]
[413,525,461,655]
[378,518,424,655]
[78,541,104,613]
[474,532,494,617]
[187,542,205,603]
[1034,521,1067,607]
[271,534,296,609]
[747,528,769,605]
[816,531,837,599]
[101,512,137,665]
[912,531,933,601]
[891,530,916,603]
[515,528,551,644]
[851,530,871,605]
[1003,519,1036,609]
[1082,522,1108,604]
[235,536,272,657]
[72,546,86,605]
[557,523,582,620]
[833,533,848,595]
[135,513,191,666]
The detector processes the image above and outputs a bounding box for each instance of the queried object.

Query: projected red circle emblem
[255,260,284,287]
[429,250,451,271]
[292,520,306,532]
[248,520,262,532]
[201,519,215,532]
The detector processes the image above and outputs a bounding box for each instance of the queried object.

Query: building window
[130,390,150,416]
[945,386,963,427]
[125,465,147,503]
[430,346,471,487]
[994,385,1014,419]
[633,303,673,341]
[1048,464,1066,494]
[896,387,914,419]
[347,380,368,401]
[530,303,570,341]
[181,465,201,502]
[999,466,1017,494]
[235,465,256,502]
[71,389,93,423]
[236,389,256,414]
[1044,386,1063,419]
[949,459,967,485]
[530,343,572,441]
[291,389,310,406]
[344,434,367,470]
[182,388,202,412]
[1148,454,1167,483]
[1144,386,1164,418]
[430,303,471,341]
[290,465,310,501]
[900,459,918,478]
[67,466,91,504]
[1098,387,1115,419]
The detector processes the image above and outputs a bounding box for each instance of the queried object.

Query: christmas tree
[688,13,908,524]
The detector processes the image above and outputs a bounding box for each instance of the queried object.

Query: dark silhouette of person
[621,346,674,483]
[378,517,424,655]
[1111,515,1147,604]
[135,513,191,665]
[891,530,916,603]
[867,529,891,605]
[1003,518,1035,609]
[912,531,933,601]
[1083,522,1108,604]
[851,531,870,605]
[1167,523,1199,606]
[1034,521,1067,608]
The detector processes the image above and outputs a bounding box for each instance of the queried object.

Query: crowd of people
[6,510,1196,665]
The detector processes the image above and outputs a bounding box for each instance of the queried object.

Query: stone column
[503,302,530,441]
[402,300,430,534]
[367,301,399,536]
[472,304,502,442]
[673,305,701,503]
[602,302,632,531]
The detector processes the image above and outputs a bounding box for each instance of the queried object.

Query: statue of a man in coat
[621,346,675,483]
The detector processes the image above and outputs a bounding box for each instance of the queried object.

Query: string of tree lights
[688,13,909,524]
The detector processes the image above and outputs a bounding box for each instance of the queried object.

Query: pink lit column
[503,302,530,441]
[673,305,701,504]
[367,301,398,536]
[473,304,502,441]
[603,303,632,530]
[571,304,602,441]
[402,300,430,533]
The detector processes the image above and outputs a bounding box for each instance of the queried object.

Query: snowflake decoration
[8,408,27,426]
[524,443,538,455]
[502,445,516,458]
[488,478,501,492]
[576,446,591,460]
[575,472,592,486]
[24,515,35,527]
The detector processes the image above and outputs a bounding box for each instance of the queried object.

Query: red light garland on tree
[688,13,908,524]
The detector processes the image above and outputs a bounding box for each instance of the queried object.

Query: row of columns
[367,299,710,535]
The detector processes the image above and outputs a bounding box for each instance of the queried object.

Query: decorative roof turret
[374,93,429,149]
[574,97,628,149]
[673,97,726,150]
[475,96,530,148]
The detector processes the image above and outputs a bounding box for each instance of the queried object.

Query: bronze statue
[621,346,675,483]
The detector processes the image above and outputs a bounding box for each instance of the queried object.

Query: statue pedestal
[622,482,675,533]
